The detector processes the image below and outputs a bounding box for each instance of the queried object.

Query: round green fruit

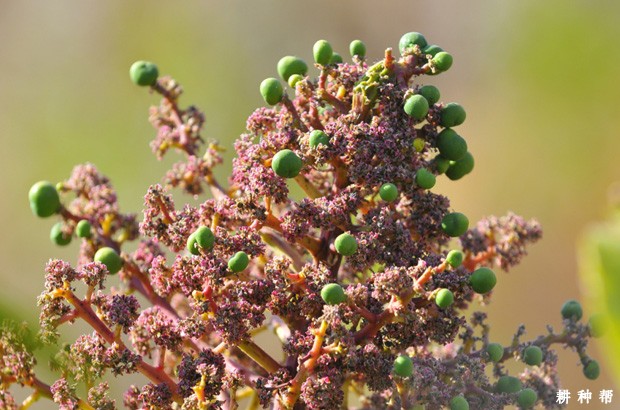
[187,226,215,255]
[432,52,453,72]
[308,130,330,148]
[399,32,428,55]
[349,40,366,58]
[523,346,543,366]
[415,168,436,189]
[470,267,497,294]
[418,85,440,106]
[329,53,343,64]
[272,149,303,178]
[446,152,474,181]
[277,56,308,81]
[436,129,467,161]
[413,138,426,152]
[288,74,303,88]
[583,360,600,380]
[486,343,504,363]
[228,251,249,273]
[495,375,522,393]
[321,283,347,305]
[404,94,429,120]
[29,181,61,218]
[313,40,333,66]
[422,44,443,57]
[561,299,583,321]
[379,183,399,202]
[434,156,451,174]
[94,247,123,274]
[129,61,158,86]
[260,78,284,106]
[393,354,414,377]
[441,212,469,237]
[76,220,92,238]
[446,250,464,268]
[517,388,538,409]
[440,103,467,127]
[335,233,357,256]
[50,223,71,246]
[450,396,469,410]
[435,288,454,309]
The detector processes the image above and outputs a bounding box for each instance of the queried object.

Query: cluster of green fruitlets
[15,31,601,410]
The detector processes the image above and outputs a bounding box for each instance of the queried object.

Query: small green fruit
[446,250,464,268]
[415,168,436,189]
[432,52,453,72]
[94,247,123,274]
[228,251,249,273]
[588,313,607,338]
[446,152,474,181]
[486,343,504,363]
[29,181,61,218]
[413,138,426,152]
[523,346,543,366]
[349,40,366,58]
[321,283,347,305]
[440,103,467,127]
[470,267,497,294]
[517,388,538,408]
[435,288,454,308]
[393,354,414,377]
[50,223,71,246]
[561,300,583,321]
[313,40,333,66]
[277,56,308,81]
[399,32,428,55]
[187,226,215,255]
[335,233,357,256]
[422,44,443,57]
[441,212,469,237]
[404,94,429,120]
[450,396,469,410]
[308,130,330,148]
[129,61,158,86]
[329,52,343,64]
[436,129,467,161]
[434,156,451,174]
[272,149,303,178]
[76,220,92,238]
[583,360,600,380]
[418,85,440,106]
[379,183,399,202]
[288,74,303,88]
[495,375,522,393]
[260,78,284,106]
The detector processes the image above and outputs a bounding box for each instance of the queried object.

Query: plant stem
[237,340,282,373]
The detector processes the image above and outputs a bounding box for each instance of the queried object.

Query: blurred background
[1,1,619,408]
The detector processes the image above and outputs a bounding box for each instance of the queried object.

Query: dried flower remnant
[5,33,598,409]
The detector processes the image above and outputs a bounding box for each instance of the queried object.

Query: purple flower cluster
[4,33,600,409]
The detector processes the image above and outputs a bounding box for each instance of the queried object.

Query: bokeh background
[1,1,619,408]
